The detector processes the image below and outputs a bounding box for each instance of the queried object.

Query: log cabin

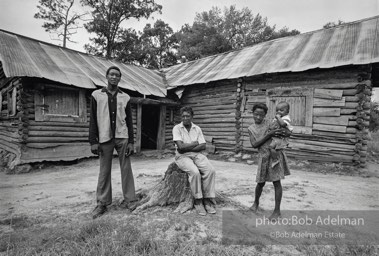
[1,15,378,169]
[163,16,379,167]
[0,29,179,169]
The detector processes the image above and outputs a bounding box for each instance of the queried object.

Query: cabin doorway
[141,105,160,149]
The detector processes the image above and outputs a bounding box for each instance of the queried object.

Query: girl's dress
[248,119,291,183]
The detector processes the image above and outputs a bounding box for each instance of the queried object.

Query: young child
[267,101,293,167]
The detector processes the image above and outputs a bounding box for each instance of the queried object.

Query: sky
[0,0,378,52]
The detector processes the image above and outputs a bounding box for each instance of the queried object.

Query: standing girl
[248,103,291,220]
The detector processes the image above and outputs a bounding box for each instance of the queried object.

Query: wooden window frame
[7,87,17,117]
[0,87,17,119]
[34,84,87,123]
[266,87,314,134]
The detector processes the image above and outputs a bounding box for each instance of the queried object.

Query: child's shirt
[269,114,293,150]
[268,114,293,131]
[280,115,294,132]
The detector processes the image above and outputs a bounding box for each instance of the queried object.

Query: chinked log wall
[179,80,238,152]
[21,84,141,163]
[0,78,23,168]
[19,82,91,163]
[164,106,181,150]
[241,66,372,166]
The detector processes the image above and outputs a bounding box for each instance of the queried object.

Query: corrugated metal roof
[164,15,379,88]
[0,29,167,96]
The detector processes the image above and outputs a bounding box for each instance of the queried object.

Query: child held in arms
[267,101,293,167]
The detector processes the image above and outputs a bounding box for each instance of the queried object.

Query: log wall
[0,65,373,167]
[18,81,92,163]
[179,81,238,152]
[20,84,141,162]
[164,106,181,149]
[241,67,372,165]
[172,66,372,165]
[0,78,23,168]
[4,79,168,164]
[0,70,178,166]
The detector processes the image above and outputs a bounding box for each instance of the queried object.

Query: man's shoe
[194,199,207,216]
[119,200,129,209]
[92,205,107,219]
[119,200,138,211]
[204,198,216,214]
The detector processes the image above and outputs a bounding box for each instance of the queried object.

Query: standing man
[89,66,136,219]
[173,106,216,216]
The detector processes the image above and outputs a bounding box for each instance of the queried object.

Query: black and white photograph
[0,0,378,255]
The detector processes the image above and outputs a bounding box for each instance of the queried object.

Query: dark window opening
[141,105,160,149]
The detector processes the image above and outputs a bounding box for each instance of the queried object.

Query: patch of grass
[134,235,159,254]
[2,209,378,256]
[346,244,378,256]
[0,215,33,229]
[199,232,218,245]
[296,244,379,256]
[77,219,116,241]
[114,222,142,246]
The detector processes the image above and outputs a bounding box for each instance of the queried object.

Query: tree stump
[133,162,238,214]
[134,162,194,213]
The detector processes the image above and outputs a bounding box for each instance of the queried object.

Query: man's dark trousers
[96,138,136,206]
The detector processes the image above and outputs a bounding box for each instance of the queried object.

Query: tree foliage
[323,20,345,29]
[82,0,162,58]
[34,0,87,48]
[112,28,142,64]
[175,22,231,61]
[81,4,301,68]
[176,5,300,61]
[112,20,178,69]
[138,20,178,69]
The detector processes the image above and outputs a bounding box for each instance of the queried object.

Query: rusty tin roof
[0,30,167,96]
[164,15,379,88]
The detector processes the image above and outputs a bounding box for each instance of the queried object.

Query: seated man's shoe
[92,205,107,219]
[204,198,216,214]
[194,199,207,216]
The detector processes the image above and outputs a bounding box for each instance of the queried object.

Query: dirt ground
[1,154,379,255]
[1,154,378,222]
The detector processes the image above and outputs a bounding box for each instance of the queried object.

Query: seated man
[172,106,216,216]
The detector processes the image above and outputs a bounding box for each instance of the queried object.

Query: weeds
[296,244,379,256]
[1,210,378,256]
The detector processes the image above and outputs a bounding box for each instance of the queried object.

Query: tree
[323,20,345,29]
[82,0,162,58]
[109,20,177,69]
[34,0,87,48]
[269,26,301,40]
[176,22,231,61]
[133,162,229,213]
[113,28,143,64]
[176,5,300,61]
[137,20,178,69]
[220,6,270,48]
